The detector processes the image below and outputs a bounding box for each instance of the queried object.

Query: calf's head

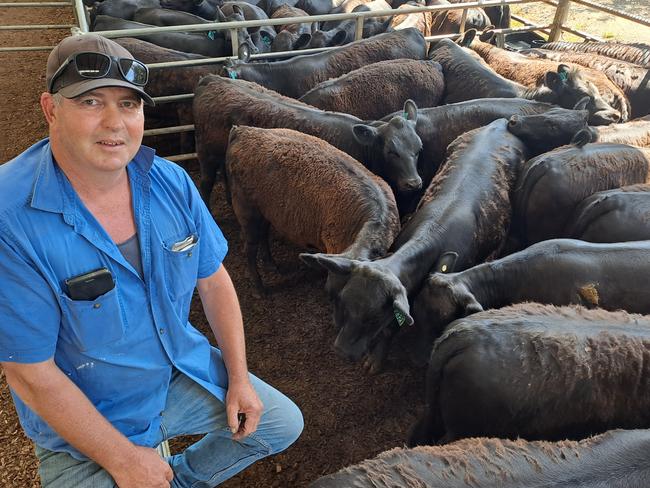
[412,273,483,346]
[216,5,260,55]
[507,97,590,155]
[301,254,413,374]
[352,99,423,194]
[544,65,620,125]
[306,28,348,48]
[271,30,311,52]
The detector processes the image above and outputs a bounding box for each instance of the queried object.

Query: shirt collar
[30,139,155,214]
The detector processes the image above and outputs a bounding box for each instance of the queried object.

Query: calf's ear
[392,289,414,327]
[434,251,458,273]
[215,6,227,21]
[294,32,312,49]
[573,96,590,111]
[403,99,418,122]
[455,288,483,317]
[478,26,495,43]
[237,43,251,62]
[458,28,476,46]
[299,253,355,275]
[570,127,596,147]
[352,124,379,146]
[544,71,562,91]
[259,30,274,46]
[329,29,348,46]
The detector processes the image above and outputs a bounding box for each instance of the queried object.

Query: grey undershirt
[117,234,143,278]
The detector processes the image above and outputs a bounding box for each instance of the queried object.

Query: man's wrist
[101,439,139,475]
[227,370,251,386]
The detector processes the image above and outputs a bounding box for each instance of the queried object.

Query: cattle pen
[1,1,650,487]
[3,0,648,163]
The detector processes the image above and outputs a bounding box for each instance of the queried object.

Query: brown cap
[46,33,154,106]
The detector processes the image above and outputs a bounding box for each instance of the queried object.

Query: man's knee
[258,390,304,455]
[273,398,303,454]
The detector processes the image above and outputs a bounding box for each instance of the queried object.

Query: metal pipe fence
[3,0,649,157]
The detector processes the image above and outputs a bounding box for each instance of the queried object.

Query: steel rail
[0,2,70,5]
[0,45,57,51]
[0,24,73,29]
[143,23,553,71]
[94,0,532,38]
[143,124,194,136]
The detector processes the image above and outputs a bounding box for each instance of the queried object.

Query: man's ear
[41,92,57,124]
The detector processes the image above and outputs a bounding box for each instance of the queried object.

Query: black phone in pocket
[65,267,115,301]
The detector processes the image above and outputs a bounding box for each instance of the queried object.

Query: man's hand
[111,445,174,488]
[226,379,264,441]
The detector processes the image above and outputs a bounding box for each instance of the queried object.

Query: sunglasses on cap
[48,51,149,94]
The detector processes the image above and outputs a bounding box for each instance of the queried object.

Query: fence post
[354,16,363,40]
[548,0,571,41]
[459,8,468,33]
[230,28,239,56]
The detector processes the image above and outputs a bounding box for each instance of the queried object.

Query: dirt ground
[1,1,649,487]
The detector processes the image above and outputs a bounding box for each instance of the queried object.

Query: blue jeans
[36,369,303,487]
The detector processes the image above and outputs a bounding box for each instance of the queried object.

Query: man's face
[41,86,144,176]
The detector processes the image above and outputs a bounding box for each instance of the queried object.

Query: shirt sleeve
[180,170,229,279]
[0,233,60,363]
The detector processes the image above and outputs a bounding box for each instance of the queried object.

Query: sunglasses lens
[119,58,148,86]
[74,52,111,79]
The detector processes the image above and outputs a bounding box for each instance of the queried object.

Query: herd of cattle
[84,0,650,483]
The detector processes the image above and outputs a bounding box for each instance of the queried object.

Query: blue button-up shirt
[0,139,229,459]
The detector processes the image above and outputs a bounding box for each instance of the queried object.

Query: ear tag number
[394,309,407,327]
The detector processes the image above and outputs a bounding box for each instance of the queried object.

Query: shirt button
[93,303,101,309]
[159,328,165,335]
[187,252,192,258]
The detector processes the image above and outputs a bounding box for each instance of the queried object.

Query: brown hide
[541,40,650,68]
[523,49,650,118]
[595,118,650,147]
[270,4,310,33]
[471,39,632,121]
[299,59,444,119]
[312,430,650,488]
[225,126,400,257]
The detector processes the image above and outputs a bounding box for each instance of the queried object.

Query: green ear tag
[402,111,408,120]
[394,309,406,327]
[228,70,238,80]
[207,30,216,40]
[559,71,568,82]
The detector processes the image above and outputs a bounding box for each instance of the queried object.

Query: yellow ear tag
[441,264,448,272]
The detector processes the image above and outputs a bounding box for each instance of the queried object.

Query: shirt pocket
[58,287,125,352]
[162,233,200,300]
